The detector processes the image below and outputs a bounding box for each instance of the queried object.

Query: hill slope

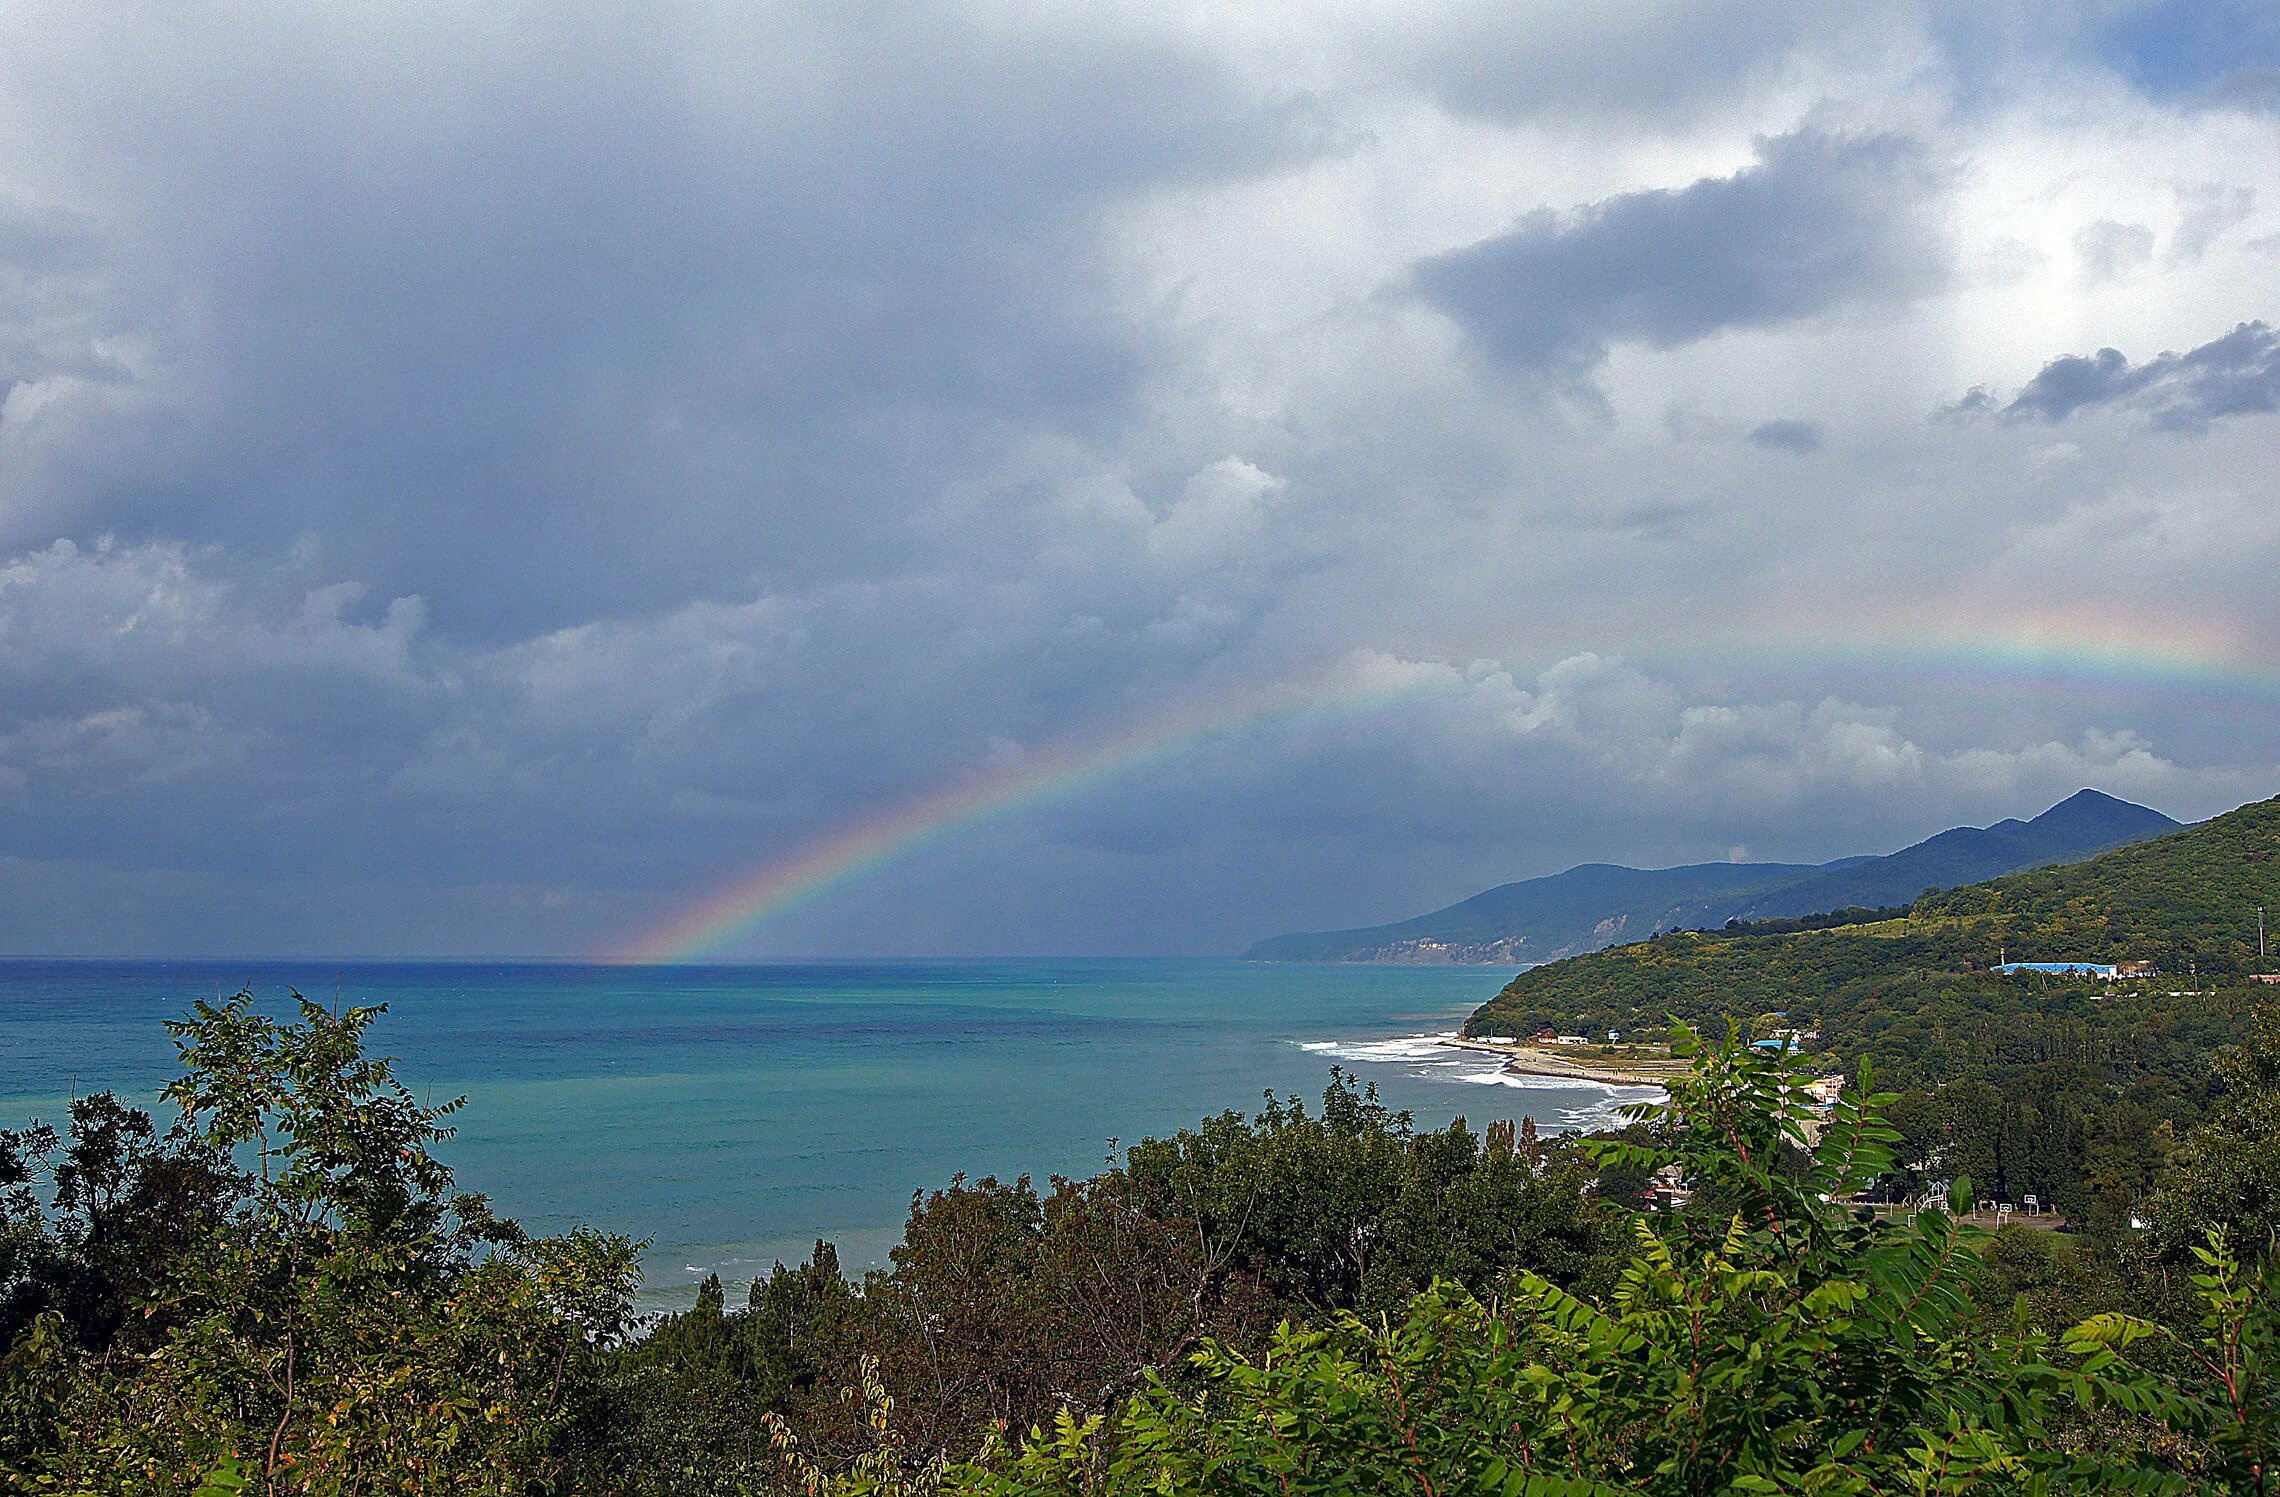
[1247,789,2177,964]
[1728,788,2179,921]
[1464,793,2279,1040]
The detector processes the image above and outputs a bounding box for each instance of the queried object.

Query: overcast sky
[4,1,2278,958]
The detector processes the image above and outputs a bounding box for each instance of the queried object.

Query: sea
[0,959,1659,1310]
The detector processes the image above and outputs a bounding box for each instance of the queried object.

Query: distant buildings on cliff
[1990,959,2158,979]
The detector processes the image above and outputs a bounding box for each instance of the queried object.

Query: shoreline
[1437,1036,1683,1088]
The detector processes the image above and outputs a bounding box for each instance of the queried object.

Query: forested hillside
[1458,794,2280,1244]
[1468,793,2280,1041]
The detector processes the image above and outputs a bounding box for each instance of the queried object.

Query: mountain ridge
[1244,788,2180,964]
[1463,791,2280,1040]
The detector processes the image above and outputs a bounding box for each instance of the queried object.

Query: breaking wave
[1292,1031,1664,1130]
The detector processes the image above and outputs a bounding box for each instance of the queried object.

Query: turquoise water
[0,960,1654,1309]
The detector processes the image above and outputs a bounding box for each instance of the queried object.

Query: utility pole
[2261,906,2268,963]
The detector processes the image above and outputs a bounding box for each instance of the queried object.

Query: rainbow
[611,608,2280,963]
[608,654,1458,963]
[1654,605,2280,706]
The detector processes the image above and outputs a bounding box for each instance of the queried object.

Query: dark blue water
[0,960,1651,1308]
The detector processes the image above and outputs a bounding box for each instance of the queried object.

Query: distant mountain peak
[2050,786,2134,807]
[2032,787,2166,824]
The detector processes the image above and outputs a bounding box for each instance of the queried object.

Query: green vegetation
[1465,795,2280,1236]
[2141,1005,2280,1262]
[1718,903,1913,935]
[1,995,640,1495]
[1,1010,2275,1492]
[1915,795,2280,976]
[574,1076,1629,1493]
[968,1030,2279,1494]
[0,999,1629,1494]
[1244,858,1832,963]
[8,796,2280,1495]
[1470,795,2280,1043]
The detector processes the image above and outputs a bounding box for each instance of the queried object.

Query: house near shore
[1647,1163,1692,1210]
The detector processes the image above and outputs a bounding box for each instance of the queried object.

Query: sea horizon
[0,956,1645,1311]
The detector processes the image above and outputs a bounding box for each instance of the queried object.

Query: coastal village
[1452,922,2280,1224]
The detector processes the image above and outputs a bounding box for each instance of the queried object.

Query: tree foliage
[1472,795,2280,1044]
[967,1027,2280,1496]
[4,993,2277,1494]
[0,992,640,1495]
[577,1071,1631,1487]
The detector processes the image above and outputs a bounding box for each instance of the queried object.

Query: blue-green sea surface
[0,960,1658,1309]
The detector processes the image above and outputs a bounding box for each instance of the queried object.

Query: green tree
[2142,1006,2280,1262]
[966,1025,2277,1495]
[1,991,641,1495]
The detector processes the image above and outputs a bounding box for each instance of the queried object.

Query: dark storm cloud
[2098,0,2280,101]
[2196,67,2280,113]
[2000,321,2280,431]
[0,4,1328,637]
[1746,419,1823,454]
[0,201,132,393]
[1410,129,1950,377]
[1,5,2276,959]
[1367,0,1833,125]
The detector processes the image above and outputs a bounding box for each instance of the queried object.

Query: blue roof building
[1993,961,2117,978]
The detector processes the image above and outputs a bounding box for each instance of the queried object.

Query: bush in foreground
[4,1002,2275,1493]
[961,1027,2278,1496]
[1,994,640,1495]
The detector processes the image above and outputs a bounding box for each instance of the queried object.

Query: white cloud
[1147,457,1287,565]
[2076,219,2155,283]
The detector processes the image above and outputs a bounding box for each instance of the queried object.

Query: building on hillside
[2115,960,2158,978]
[1993,961,2118,978]
[2252,973,2280,985]
[1798,1074,1847,1146]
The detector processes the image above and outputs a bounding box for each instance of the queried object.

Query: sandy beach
[1438,1036,1688,1088]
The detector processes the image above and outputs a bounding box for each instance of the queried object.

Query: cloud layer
[2,2,2277,956]
[1414,129,1952,380]
[1996,321,2280,431]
